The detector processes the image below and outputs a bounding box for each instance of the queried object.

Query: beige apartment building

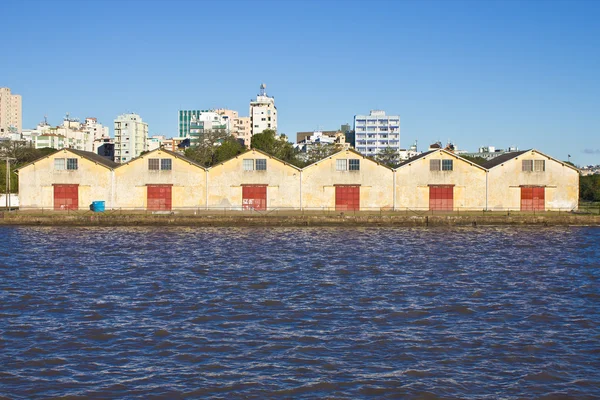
[0,87,22,135]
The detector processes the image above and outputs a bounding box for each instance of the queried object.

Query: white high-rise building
[249,84,277,136]
[0,87,22,136]
[114,113,148,163]
[353,110,400,156]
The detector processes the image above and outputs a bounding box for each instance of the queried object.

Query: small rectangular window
[349,159,360,171]
[442,159,453,171]
[336,159,347,171]
[522,160,533,172]
[67,158,78,170]
[255,159,267,170]
[148,159,159,170]
[161,159,172,170]
[243,159,254,171]
[534,160,545,172]
[430,159,441,171]
[54,158,65,170]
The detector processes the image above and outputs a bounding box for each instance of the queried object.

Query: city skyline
[1,0,599,165]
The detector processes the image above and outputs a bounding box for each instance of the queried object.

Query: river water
[0,226,599,398]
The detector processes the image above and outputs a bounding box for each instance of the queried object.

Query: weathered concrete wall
[395,150,487,211]
[487,150,579,211]
[301,150,394,210]
[18,149,112,209]
[207,150,301,209]
[114,150,206,209]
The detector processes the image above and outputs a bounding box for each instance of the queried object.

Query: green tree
[375,146,401,168]
[184,129,233,167]
[580,175,600,202]
[304,143,342,166]
[212,136,245,165]
[461,155,488,166]
[251,129,300,165]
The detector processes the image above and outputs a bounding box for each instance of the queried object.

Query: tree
[461,155,488,166]
[184,129,234,167]
[212,136,245,165]
[304,143,343,166]
[375,146,401,168]
[251,129,299,165]
[580,175,600,202]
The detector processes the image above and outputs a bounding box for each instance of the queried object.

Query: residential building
[0,87,22,136]
[29,115,109,152]
[250,84,277,136]
[114,113,148,163]
[294,130,350,156]
[398,141,420,161]
[232,116,252,147]
[188,111,230,145]
[179,110,203,138]
[354,110,400,156]
[93,136,115,161]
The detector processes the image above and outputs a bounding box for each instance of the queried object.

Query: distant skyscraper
[114,113,148,163]
[0,87,22,135]
[249,84,277,136]
[353,110,400,156]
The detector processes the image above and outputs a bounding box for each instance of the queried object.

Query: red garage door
[54,184,79,210]
[429,185,454,211]
[521,186,545,211]
[335,185,360,211]
[242,185,267,211]
[147,185,172,211]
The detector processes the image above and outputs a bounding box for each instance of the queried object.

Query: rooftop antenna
[260,83,266,96]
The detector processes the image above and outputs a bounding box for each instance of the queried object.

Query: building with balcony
[114,113,148,163]
[353,110,400,157]
[0,87,22,136]
[250,84,277,136]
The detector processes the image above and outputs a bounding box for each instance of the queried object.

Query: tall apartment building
[179,110,202,137]
[249,84,277,136]
[353,110,400,156]
[114,113,148,163]
[0,87,22,135]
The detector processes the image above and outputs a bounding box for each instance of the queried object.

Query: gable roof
[301,148,394,171]
[116,147,206,170]
[483,149,579,172]
[396,149,487,171]
[482,150,529,169]
[15,148,117,172]
[208,148,302,170]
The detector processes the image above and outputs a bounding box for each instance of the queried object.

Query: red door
[54,184,79,210]
[429,185,453,211]
[521,186,545,211]
[335,185,360,211]
[147,185,172,211]
[242,185,267,211]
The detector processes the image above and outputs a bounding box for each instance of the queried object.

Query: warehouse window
[255,159,267,170]
[430,159,441,171]
[336,159,347,171]
[522,160,534,172]
[442,159,453,171]
[534,160,545,172]
[54,158,65,170]
[349,159,360,171]
[161,159,172,171]
[243,159,254,171]
[149,159,160,170]
[243,159,267,171]
[67,158,78,170]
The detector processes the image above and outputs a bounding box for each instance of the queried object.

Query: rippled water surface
[1,226,599,398]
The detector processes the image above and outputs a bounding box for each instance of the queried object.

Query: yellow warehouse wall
[114,150,206,209]
[301,151,394,210]
[487,150,579,211]
[207,150,301,209]
[394,150,487,211]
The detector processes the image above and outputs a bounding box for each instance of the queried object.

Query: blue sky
[1,0,599,165]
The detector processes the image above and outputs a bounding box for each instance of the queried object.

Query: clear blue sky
[1,0,599,165]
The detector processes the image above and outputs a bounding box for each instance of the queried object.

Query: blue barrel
[91,201,105,212]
